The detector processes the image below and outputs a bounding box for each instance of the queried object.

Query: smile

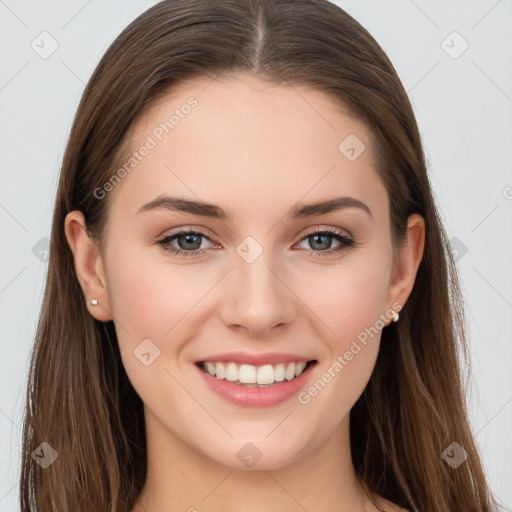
[195,359,318,407]
[198,360,313,386]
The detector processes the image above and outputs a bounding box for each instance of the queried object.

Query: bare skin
[65,73,423,512]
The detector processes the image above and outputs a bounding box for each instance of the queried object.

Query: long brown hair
[20,1,502,510]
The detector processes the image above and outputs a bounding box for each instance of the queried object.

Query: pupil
[310,234,331,251]
[179,234,201,250]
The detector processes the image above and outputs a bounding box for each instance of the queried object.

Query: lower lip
[195,362,317,407]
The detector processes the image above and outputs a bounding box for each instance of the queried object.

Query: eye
[295,228,356,257]
[157,228,218,257]
[157,227,356,259]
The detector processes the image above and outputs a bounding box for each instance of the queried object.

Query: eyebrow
[137,194,372,219]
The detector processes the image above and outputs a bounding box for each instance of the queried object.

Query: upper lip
[196,352,316,366]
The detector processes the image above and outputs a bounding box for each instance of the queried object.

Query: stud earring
[392,310,399,322]
[91,299,98,306]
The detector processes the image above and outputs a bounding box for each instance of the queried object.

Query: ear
[386,213,425,321]
[64,210,113,321]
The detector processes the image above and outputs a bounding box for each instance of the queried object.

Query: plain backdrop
[1,0,511,510]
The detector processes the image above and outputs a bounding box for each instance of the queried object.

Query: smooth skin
[65,73,424,512]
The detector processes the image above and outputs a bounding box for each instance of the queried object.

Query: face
[70,73,420,471]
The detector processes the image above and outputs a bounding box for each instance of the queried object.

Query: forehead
[108,73,388,225]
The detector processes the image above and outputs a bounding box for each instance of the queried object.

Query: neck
[132,407,379,512]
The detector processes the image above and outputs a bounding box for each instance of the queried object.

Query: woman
[19,0,501,510]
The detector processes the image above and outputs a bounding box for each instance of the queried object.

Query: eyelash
[157,227,356,258]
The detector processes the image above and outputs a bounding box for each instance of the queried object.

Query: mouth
[195,360,318,387]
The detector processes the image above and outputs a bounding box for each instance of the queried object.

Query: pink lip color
[195,361,317,407]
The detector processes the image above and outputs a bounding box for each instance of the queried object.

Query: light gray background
[1,0,511,510]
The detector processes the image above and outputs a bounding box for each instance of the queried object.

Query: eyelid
[157,225,356,258]
[299,225,352,239]
[158,225,352,244]
[158,224,216,239]
[158,227,219,248]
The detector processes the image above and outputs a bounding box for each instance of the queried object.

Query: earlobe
[386,213,426,319]
[64,211,113,321]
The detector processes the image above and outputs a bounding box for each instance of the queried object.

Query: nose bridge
[218,235,296,334]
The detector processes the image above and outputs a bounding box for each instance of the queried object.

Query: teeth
[239,364,257,384]
[201,361,309,385]
[225,362,238,382]
[274,363,285,382]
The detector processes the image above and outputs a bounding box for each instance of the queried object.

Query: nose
[217,247,297,338]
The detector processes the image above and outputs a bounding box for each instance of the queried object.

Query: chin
[198,435,311,472]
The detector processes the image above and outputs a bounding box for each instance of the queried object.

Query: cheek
[297,253,391,348]
[104,243,219,367]
[292,251,392,413]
